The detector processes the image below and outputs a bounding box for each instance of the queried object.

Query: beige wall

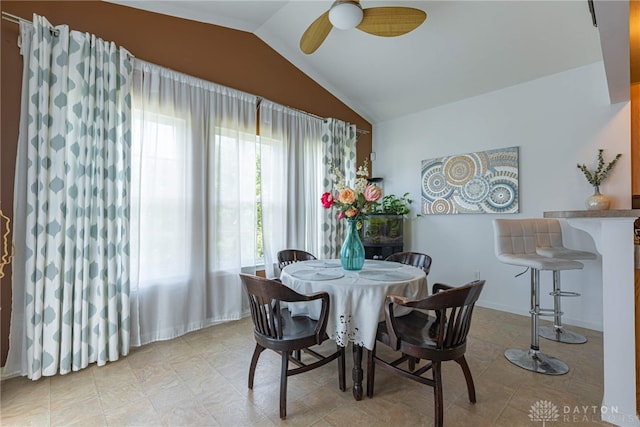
[0,0,372,365]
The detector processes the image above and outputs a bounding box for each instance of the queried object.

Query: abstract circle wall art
[421,146,519,215]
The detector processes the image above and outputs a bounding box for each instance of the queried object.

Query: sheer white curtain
[259,101,324,278]
[129,60,257,345]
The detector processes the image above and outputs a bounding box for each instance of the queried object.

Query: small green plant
[371,192,413,216]
[576,149,622,187]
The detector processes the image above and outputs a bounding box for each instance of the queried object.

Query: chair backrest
[385,251,432,275]
[239,273,329,343]
[277,249,317,270]
[493,219,537,257]
[531,219,564,250]
[385,280,485,351]
[493,218,564,256]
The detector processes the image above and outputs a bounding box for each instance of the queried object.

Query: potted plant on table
[576,149,622,210]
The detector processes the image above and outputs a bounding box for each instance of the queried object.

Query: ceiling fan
[299,0,427,54]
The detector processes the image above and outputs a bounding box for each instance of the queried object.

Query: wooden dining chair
[275,249,319,359]
[366,280,485,427]
[385,250,433,370]
[385,251,432,276]
[239,273,346,419]
[277,249,317,271]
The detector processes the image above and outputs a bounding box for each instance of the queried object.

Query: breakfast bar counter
[543,210,640,426]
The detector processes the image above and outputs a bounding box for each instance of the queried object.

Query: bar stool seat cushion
[496,253,583,271]
[535,247,597,260]
[529,218,597,261]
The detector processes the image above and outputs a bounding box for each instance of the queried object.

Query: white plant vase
[585,186,611,210]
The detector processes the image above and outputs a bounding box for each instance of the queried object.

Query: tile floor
[1,307,612,426]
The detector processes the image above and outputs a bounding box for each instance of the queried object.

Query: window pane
[131,109,191,284]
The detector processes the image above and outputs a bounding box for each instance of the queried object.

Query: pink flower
[338,188,356,205]
[321,192,335,208]
[364,184,382,202]
[337,211,345,219]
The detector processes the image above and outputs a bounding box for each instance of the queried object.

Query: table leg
[352,344,363,400]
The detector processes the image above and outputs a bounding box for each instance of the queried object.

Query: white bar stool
[533,219,597,344]
[493,219,583,375]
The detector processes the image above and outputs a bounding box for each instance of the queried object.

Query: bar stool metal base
[539,326,587,344]
[504,348,569,375]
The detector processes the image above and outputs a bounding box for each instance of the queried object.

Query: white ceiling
[107,1,609,124]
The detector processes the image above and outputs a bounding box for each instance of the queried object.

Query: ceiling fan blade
[300,11,333,54]
[357,7,426,37]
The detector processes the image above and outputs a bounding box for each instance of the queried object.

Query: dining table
[279,258,428,400]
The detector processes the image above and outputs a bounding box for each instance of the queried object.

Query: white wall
[372,62,630,331]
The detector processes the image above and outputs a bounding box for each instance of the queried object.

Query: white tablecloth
[280,259,428,350]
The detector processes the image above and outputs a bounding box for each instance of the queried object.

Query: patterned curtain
[320,118,357,259]
[6,15,133,380]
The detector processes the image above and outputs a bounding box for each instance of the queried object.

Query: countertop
[543,209,640,218]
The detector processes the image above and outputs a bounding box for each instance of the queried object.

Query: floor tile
[0,307,610,426]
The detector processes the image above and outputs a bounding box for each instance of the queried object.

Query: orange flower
[338,188,356,205]
[344,209,358,218]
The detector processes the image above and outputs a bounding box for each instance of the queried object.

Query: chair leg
[248,343,265,389]
[408,356,420,371]
[504,268,569,375]
[280,351,289,419]
[433,361,444,427]
[456,356,476,403]
[366,345,375,398]
[338,345,346,391]
[539,270,587,344]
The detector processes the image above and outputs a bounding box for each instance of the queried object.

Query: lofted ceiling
[106,1,619,124]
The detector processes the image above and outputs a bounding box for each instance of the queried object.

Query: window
[131,108,192,283]
[128,60,334,346]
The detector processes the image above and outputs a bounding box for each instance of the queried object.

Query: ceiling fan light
[329,2,364,30]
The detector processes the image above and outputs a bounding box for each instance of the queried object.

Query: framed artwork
[421,146,519,215]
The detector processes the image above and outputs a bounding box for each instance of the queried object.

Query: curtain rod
[2,11,370,137]
[256,97,369,136]
[1,11,23,25]
[2,11,60,35]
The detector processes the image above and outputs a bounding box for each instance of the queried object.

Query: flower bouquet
[321,160,382,270]
[321,160,383,226]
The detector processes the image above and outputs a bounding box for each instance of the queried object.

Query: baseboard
[476,301,603,332]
